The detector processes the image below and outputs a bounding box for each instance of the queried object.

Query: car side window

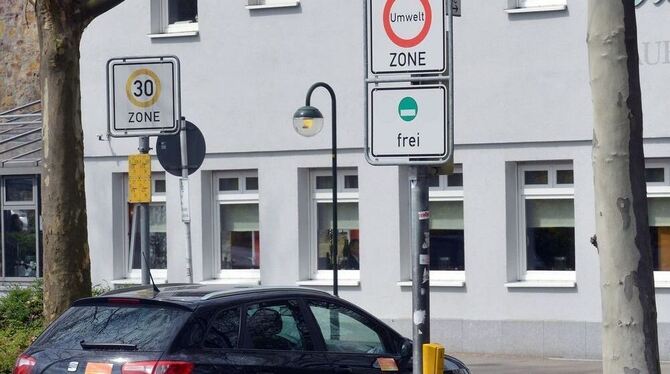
[308,300,387,354]
[204,307,241,349]
[245,300,311,351]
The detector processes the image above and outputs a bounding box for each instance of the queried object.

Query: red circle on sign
[383,0,432,48]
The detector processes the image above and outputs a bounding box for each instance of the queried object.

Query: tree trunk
[587,1,660,373]
[36,1,91,323]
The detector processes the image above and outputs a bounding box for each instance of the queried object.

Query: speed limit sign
[107,56,181,137]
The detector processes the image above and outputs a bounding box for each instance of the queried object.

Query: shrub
[0,282,44,374]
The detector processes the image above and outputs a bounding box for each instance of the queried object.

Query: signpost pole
[139,136,151,286]
[410,165,430,374]
[179,117,194,283]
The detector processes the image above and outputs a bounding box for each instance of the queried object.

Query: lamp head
[292,105,324,137]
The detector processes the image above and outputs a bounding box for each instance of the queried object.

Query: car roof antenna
[141,251,161,294]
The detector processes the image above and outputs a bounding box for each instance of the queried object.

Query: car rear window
[35,304,191,351]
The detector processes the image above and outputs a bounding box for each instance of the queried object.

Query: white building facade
[79,0,670,359]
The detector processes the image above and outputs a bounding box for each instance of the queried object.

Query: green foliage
[92,282,111,296]
[0,282,43,327]
[0,324,42,374]
[0,282,44,374]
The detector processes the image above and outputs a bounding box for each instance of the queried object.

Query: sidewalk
[454,353,670,373]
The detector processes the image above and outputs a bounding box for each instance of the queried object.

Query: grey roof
[0,101,42,168]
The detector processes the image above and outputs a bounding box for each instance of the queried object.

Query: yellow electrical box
[423,343,445,374]
[128,154,151,203]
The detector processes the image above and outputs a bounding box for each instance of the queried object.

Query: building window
[428,167,465,281]
[517,163,575,281]
[1,175,41,279]
[311,169,360,280]
[126,174,167,279]
[160,0,198,33]
[645,160,670,283]
[214,171,260,280]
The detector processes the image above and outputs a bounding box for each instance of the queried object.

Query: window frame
[645,160,670,283]
[160,0,198,34]
[309,169,360,281]
[0,174,41,280]
[428,166,465,282]
[124,173,167,280]
[213,171,261,281]
[517,163,575,282]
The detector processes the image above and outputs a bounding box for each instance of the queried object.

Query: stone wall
[0,0,39,112]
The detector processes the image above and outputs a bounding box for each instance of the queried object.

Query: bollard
[422,343,445,374]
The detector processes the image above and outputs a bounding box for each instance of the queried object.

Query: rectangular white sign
[107,56,181,137]
[368,0,446,75]
[368,84,448,163]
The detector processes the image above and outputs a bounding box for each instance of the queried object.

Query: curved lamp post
[293,82,338,297]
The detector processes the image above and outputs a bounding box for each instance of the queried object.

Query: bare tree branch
[81,0,125,22]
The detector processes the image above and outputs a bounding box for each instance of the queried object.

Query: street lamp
[292,82,339,297]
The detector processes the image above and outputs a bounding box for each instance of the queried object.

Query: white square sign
[368,0,446,75]
[107,56,181,137]
[368,84,448,163]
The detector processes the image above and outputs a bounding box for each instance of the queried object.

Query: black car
[15,284,469,374]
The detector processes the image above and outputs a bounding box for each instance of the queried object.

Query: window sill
[246,1,299,10]
[397,280,465,288]
[504,5,567,14]
[505,280,576,288]
[655,281,670,289]
[147,31,199,39]
[110,278,168,287]
[200,278,260,286]
[296,279,360,287]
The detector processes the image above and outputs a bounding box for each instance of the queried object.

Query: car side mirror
[400,339,412,359]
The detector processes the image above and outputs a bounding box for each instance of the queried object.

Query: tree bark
[35,0,124,323]
[587,1,660,373]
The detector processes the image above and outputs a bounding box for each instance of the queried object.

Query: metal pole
[410,165,431,374]
[306,82,338,297]
[179,117,194,283]
[138,136,151,286]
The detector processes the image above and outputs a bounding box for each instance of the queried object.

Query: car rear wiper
[80,341,138,351]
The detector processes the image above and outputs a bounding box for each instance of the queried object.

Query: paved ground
[454,353,670,373]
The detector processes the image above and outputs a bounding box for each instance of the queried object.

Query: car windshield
[34,304,190,351]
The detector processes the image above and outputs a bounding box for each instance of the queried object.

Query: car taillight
[13,354,36,374]
[122,361,193,374]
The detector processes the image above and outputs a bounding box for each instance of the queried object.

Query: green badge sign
[398,96,418,122]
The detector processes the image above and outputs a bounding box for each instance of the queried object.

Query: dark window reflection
[219,178,239,192]
[524,170,548,185]
[204,308,240,349]
[245,177,259,191]
[525,199,575,271]
[34,306,189,350]
[430,230,464,270]
[316,176,332,190]
[220,204,260,270]
[556,170,574,185]
[129,204,167,269]
[4,210,37,277]
[447,173,463,187]
[646,168,665,183]
[168,0,197,24]
[5,176,33,202]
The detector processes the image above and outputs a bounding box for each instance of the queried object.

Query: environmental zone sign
[369,0,446,74]
[107,56,180,137]
[368,84,447,163]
